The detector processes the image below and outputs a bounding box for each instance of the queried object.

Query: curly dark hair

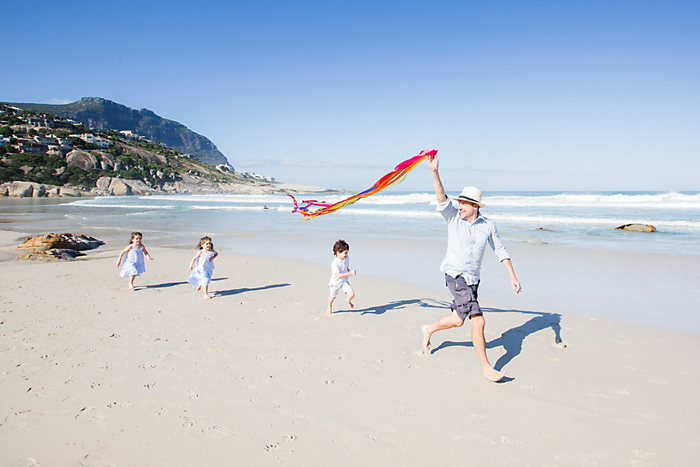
[332,239,349,255]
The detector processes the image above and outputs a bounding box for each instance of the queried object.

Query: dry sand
[1,231,698,466]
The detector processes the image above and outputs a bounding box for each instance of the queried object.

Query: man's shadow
[334,298,448,315]
[431,308,564,372]
[216,282,290,297]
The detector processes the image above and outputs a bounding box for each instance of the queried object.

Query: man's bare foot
[421,325,432,353]
[483,367,506,382]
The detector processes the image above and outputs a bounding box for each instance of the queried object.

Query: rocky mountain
[11,97,230,167]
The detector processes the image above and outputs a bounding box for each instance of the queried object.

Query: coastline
[1,232,699,465]
[0,178,340,199]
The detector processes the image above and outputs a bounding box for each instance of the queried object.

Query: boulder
[96,176,112,191]
[97,151,115,171]
[16,249,86,261]
[108,178,133,196]
[7,181,35,197]
[16,233,104,261]
[615,224,657,232]
[58,187,83,197]
[66,149,99,170]
[32,184,46,197]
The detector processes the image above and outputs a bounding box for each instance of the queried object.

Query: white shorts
[329,282,354,298]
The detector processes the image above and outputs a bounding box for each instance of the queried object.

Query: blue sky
[4,1,699,192]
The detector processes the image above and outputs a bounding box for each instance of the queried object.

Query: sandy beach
[1,229,699,466]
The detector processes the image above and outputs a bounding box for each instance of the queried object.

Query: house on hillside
[12,138,43,153]
[74,133,110,148]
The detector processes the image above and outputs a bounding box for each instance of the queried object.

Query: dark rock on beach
[615,224,657,232]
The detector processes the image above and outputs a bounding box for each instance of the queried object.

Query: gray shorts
[445,274,481,321]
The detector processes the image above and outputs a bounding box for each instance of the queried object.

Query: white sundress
[120,246,146,277]
[188,250,216,286]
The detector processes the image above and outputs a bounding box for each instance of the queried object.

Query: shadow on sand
[333,298,450,315]
[215,283,291,297]
[142,277,229,290]
[431,308,565,373]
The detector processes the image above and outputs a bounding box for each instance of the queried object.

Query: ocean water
[2,190,699,257]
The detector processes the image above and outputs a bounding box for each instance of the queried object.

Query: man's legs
[470,314,505,382]
[421,311,464,352]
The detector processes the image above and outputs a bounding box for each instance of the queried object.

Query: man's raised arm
[427,155,447,203]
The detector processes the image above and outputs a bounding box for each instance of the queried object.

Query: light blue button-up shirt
[437,198,510,284]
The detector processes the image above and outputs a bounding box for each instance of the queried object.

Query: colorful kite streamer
[288,148,437,220]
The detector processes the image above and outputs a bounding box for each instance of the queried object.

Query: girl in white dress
[188,236,218,299]
[115,231,154,290]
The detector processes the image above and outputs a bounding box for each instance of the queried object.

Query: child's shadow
[143,277,228,289]
[335,298,449,315]
[215,283,290,297]
[431,308,565,373]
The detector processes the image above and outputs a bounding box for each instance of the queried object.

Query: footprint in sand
[631,449,654,459]
[477,436,496,446]
[11,459,37,467]
[500,436,514,444]
[264,443,279,451]
[283,435,297,441]
[79,453,115,467]
[76,406,104,422]
[201,425,233,438]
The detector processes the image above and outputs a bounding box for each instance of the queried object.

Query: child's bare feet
[421,325,432,353]
[196,286,201,291]
[483,366,506,382]
[326,308,333,315]
[346,299,354,309]
[203,295,211,300]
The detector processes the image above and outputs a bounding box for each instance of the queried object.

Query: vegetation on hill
[0,103,265,194]
[10,97,230,166]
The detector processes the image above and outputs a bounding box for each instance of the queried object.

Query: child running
[187,236,218,299]
[327,239,356,315]
[115,231,153,290]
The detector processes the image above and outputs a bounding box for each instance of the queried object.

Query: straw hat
[456,186,484,207]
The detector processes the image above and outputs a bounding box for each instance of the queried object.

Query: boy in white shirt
[327,239,357,315]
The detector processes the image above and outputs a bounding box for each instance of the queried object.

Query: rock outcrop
[0,181,84,197]
[66,149,100,171]
[16,233,104,261]
[615,224,657,232]
[92,177,156,196]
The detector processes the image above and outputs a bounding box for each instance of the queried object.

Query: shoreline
[0,179,341,198]
[1,238,699,465]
